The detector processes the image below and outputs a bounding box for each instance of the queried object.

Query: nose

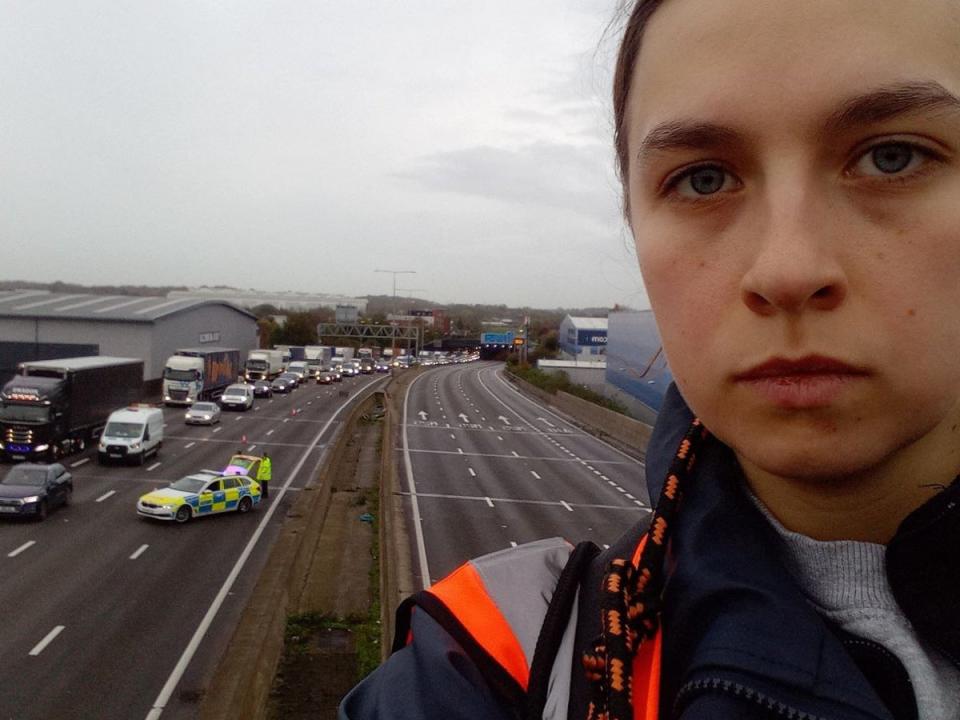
[740,195,848,317]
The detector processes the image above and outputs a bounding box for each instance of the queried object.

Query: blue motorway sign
[481,331,515,345]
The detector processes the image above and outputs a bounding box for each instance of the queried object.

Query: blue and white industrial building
[605,310,673,413]
[558,315,608,360]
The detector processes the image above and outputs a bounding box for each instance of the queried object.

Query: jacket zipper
[673,678,829,720]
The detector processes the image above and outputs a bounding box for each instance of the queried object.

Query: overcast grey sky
[0,1,649,310]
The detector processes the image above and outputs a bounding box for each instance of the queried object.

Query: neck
[737,408,960,544]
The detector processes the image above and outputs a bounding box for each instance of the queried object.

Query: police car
[137,470,261,523]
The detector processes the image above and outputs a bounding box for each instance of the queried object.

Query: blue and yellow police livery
[137,470,261,523]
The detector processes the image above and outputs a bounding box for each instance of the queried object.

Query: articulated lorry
[244,349,284,382]
[304,346,333,379]
[0,356,143,462]
[162,348,240,406]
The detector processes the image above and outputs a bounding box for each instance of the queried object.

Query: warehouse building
[605,310,673,414]
[0,290,258,391]
[558,315,608,360]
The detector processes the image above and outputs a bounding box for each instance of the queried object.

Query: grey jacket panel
[470,537,573,668]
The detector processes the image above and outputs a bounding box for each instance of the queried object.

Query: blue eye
[853,142,930,177]
[669,164,737,198]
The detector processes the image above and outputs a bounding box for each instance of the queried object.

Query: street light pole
[375,268,416,357]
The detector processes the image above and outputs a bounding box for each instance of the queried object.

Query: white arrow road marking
[537,417,556,428]
[458,413,469,422]
[8,541,35,557]
[29,626,65,656]
[418,411,428,420]
[498,416,510,425]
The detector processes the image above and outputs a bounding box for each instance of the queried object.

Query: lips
[733,354,869,409]
[734,354,868,381]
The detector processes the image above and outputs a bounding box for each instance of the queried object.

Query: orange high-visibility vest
[409,537,662,718]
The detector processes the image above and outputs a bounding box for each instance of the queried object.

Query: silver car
[185,401,221,425]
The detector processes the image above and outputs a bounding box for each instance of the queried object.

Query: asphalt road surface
[400,362,650,587]
[0,372,385,720]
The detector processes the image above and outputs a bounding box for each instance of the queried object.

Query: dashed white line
[468,468,476,477]
[147,462,161,472]
[633,500,647,507]
[457,448,463,454]
[266,429,275,436]
[510,541,518,548]
[608,480,617,486]
[560,501,574,512]
[497,436,504,441]
[212,427,222,434]
[29,626,65,656]
[625,493,635,500]
[449,433,456,439]
[511,451,519,458]
[485,496,494,508]
[234,417,242,422]
[8,541,36,558]
[616,487,626,494]
[247,445,257,452]
[530,470,542,480]
[130,544,149,560]
[70,458,89,468]
[96,490,116,503]
[184,442,196,449]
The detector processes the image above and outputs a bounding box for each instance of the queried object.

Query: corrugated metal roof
[0,291,256,323]
[567,316,608,330]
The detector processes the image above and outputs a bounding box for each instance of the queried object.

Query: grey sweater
[758,505,960,719]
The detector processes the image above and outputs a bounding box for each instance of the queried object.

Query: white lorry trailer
[244,349,284,382]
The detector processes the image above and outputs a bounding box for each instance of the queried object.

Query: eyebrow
[636,81,960,164]
[824,81,960,134]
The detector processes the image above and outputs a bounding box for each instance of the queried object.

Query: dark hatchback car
[253,380,273,398]
[271,373,297,394]
[0,463,73,520]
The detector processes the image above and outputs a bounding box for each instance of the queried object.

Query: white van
[98,406,164,465]
[219,383,254,411]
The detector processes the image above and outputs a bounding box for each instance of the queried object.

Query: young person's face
[626,0,960,481]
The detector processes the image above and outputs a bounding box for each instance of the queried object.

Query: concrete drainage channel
[197,375,413,720]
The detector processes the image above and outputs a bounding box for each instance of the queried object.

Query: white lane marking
[70,458,90,468]
[561,501,574,512]
[492,369,645,466]
[457,448,463,454]
[603,544,611,550]
[593,470,602,476]
[147,462,161,472]
[266,429,275,436]
[402,372,432,591]
[145,376,387,720]
[449,434,456,439]
[634,500,647,507]
[212,427,222,434]
[626,493,635,500]
[398,491,639,512]
[130,544,149,560]
[254,407,260,411]
[29,626,65,656]
[235,416,242,422]
[96,490,116,503]
[511,451,519,458]
[510,541,518,548]
[283,418,290,424]
[8,541,36,557]
[268,399,274,403]
[184,442,196,449]
[616,487,626,494]
[247,445,257,452]
[497,436,503,441]
[530,470,541,480]
[468,468,476,477]
[485,496,494,508]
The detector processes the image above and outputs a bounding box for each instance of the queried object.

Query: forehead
[629,0,960,139]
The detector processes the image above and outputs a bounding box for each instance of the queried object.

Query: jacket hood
[646,383,894,718]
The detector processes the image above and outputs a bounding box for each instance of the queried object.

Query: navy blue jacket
[341,383,958,719]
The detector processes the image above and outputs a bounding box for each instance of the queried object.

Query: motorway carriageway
[401,361,650,587]
[0,372,385,720]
